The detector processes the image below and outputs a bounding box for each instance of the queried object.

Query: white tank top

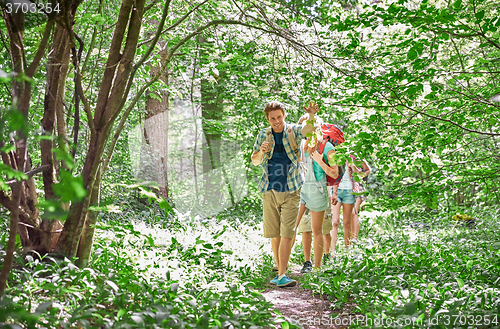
[338,162,352,189]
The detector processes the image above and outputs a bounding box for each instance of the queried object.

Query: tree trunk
[190,59,200,203]
[55,0,146,259]
[142,60,169,199]
[0,137,27,297]
[199,36,226,208]
[76,164,102,268]
[38,20,72,254]
[1,10,50,250]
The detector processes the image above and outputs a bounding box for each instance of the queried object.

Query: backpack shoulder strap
[287,127,299,156]
[262,127,273,163]
[318,139,328,155]
[265,127,272,144]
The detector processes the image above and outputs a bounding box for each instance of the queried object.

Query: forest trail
[261,266,355,329]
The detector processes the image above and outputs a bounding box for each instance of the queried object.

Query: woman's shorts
[300,182,329,212]
[336,188,355,204]
[297,207,333,234]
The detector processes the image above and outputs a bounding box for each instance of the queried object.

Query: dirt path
[261,266,354,329]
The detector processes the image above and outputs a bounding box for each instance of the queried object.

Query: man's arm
[251,150,264,166]
[301,112,315,136]
[300,102,321,136]
[251,141,272,166]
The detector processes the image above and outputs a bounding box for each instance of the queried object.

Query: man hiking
[251,100,318,287]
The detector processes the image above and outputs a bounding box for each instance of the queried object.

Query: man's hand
[303,101,320,115]
[260,141,272,153]
[300,102,319,135]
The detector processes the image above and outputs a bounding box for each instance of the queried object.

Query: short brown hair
[264,101,285,118]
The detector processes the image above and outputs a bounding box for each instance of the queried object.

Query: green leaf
[404,302,416,314]
[117,308,127,319]
[38,199,68,220]
[52,169,87,202]
[475,10,484,21]
[0,69,11,83]
[36,301,53,313]
[0,163,28,182]
[407,49,418,61]
[456,278,464,289]
[3,109,29,135]
[106,280,119,292]
[53,148,74,170]
[131,315,145,327]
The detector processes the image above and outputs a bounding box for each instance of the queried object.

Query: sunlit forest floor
[1,200,500,328]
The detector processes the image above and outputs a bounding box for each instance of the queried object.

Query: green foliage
[2,0,500,325]
[301,208,500,328]
[0,215,274,328]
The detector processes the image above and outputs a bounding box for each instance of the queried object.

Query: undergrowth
[0,208,274,328]
[301,207,500,328]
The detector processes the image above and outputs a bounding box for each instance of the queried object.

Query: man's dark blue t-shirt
[267,130,292,192]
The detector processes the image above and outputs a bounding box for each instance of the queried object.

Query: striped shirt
[252,122,304,193]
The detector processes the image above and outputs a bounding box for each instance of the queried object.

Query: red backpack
[318,124,345,186]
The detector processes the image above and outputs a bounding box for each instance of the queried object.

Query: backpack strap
[287,127,299,156]
[318,139,328,155]
[263,126,301,164]
[288,127,306,174]
[265,127,273,146]
[262,127,273,163]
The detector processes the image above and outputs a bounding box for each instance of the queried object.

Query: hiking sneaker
[301,261,313,273]
[276,275,297,288]
[323,253,331,265]
[270,275,279,285]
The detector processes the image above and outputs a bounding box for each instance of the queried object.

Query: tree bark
[1,9,51,252]
[55,0,146,259]
[76,164,102,268]
[142,59,169,199]
[0,137,27,297]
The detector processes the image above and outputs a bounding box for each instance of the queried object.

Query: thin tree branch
[5,165,50,186]
[81,0,104,75]
[137,0,209,47]
[26,19,55,77]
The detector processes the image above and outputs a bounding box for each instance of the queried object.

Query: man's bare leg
[323,233,331,256]
[271,237,281,269]
[278,237,293,276]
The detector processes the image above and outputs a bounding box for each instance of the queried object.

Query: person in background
[329,159,356,253]
[297,206,333,272]
[251,101,318,287]
[294,122,338,270]
[350,159,370,242]
[295,114,333,273]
